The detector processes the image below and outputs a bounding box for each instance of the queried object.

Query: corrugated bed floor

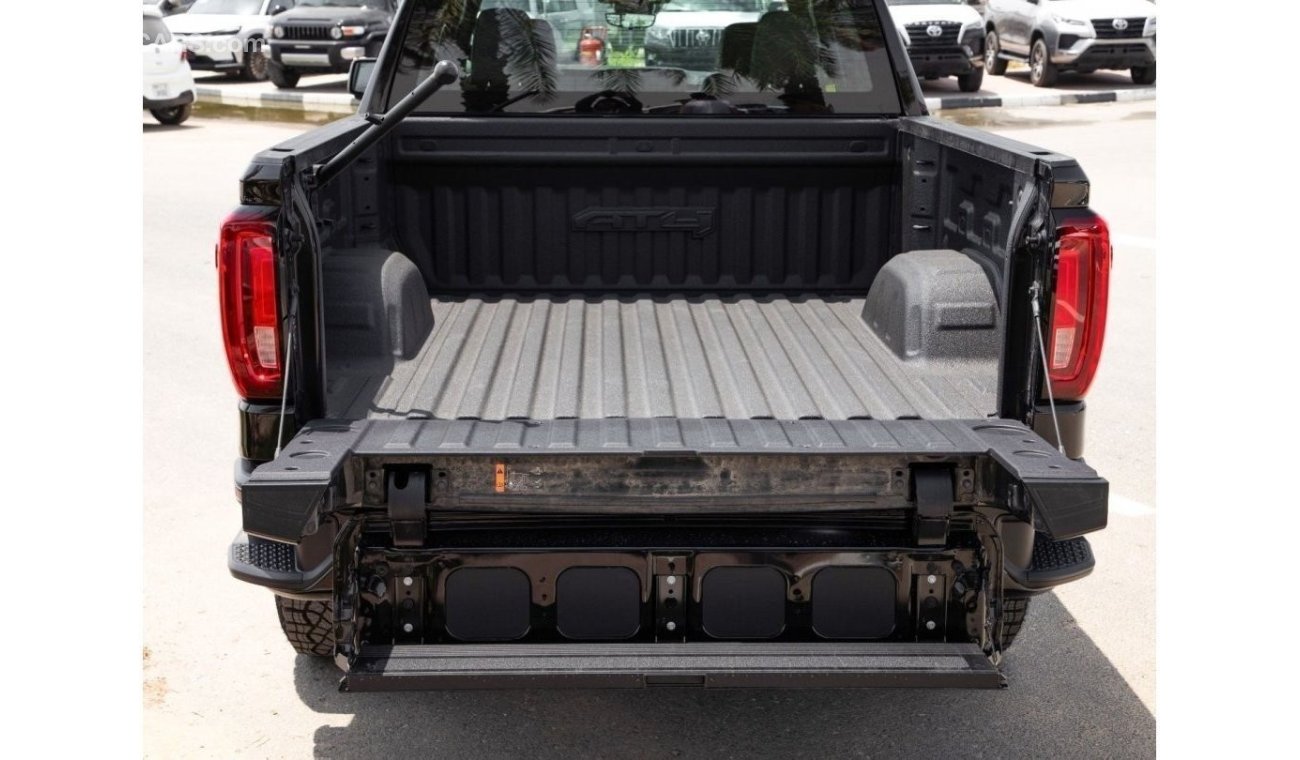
[326,297,997,421]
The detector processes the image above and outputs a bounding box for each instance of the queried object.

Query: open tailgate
[239,417,1106,545]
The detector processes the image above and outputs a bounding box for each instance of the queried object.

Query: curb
[926,87,1155,111]
[195,86,357,114]
[196,83,1155,116]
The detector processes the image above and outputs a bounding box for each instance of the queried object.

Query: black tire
[996,596,1032,651]
[1028,37,1058,87]
[957,68,984,93]
[275,596,333,656]
[150,103,192,125]
[268,61,300,89]
[984,30,1008,75]
[242,40,269,82]
[1131,63,1156,85]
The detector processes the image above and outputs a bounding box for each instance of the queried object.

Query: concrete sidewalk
[193,67,1155,115]
[194,73,355,114]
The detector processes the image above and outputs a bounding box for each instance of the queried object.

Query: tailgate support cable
[1028,283,1065,454]
[274,298,297,459]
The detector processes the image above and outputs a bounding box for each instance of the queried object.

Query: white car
[144,7,197,125]
[643,1,767,72]
[168,0,293,82]
[887,0,987,92]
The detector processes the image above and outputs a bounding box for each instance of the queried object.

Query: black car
[267,0,395,88]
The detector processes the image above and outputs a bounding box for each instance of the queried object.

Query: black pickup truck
[221,0,1111,690]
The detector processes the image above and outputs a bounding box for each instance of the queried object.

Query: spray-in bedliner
[325,295,998,421]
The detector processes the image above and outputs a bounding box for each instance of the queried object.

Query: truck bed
[325,295,997,422]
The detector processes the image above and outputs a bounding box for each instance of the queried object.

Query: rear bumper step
[341,642,1005,691]
[228,531,330,593]
[1008,534,1095,590]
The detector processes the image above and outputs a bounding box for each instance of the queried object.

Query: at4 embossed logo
[571,207,716,238]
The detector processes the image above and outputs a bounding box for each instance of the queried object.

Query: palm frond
[498,11,559,101]
[590,67,644,96]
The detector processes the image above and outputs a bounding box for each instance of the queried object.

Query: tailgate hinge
[912,467,955,547]
[386,469,429,547]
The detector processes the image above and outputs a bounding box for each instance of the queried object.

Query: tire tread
[997,596,1031,651]
[275,597,334,657]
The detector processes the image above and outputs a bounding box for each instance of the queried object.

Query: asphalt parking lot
[142,97,1155,758]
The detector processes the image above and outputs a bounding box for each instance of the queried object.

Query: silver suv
[983,0,1156,87]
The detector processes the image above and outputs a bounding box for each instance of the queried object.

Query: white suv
[887,0,987,93]
[143,8,197,125]
[983,0,1157,87]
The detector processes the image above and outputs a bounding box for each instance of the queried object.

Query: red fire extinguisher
[579,31,604,66]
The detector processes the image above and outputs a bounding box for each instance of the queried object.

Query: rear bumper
[143,90,195,110]
[143,68,196,104]
[231,416,1103,687]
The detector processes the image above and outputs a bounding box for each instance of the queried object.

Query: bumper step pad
[228,531,330,592]
[1008,534,1095,590]
[341,641,1005,691]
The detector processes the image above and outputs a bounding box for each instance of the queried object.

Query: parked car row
[147,0,1157,102]
[141,0,394,88]
[889,0,1156,92]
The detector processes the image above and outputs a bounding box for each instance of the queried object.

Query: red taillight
[219,210,282,399]
[1047,213,1111,399]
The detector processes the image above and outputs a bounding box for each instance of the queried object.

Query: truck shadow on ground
[293,592,1153,759]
